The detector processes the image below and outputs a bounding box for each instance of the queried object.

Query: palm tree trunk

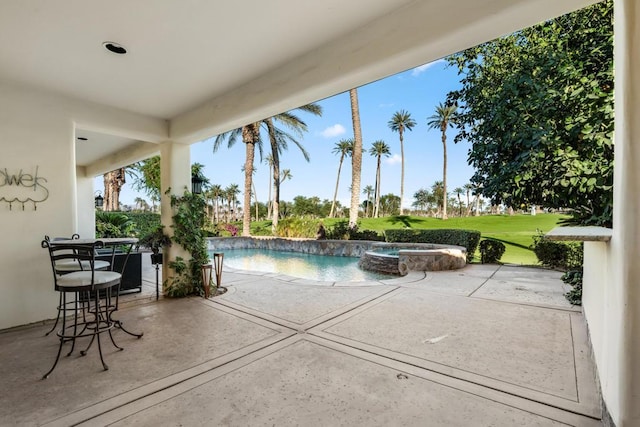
[242,124,258,236]
[441,128,448,220]
[252,181,258,221]
[349,88,363,229]
[266,119,280,234]
[103,168,125,211]
[375,157,381,218]
[330,155,344,218]
[399,130,405,215]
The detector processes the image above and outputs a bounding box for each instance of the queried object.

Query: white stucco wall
[581,242,608,383]
[0,84,168,329]
[591,1,640,425]
[0,84,77,328]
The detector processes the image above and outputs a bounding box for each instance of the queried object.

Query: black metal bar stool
[43,235,111,337]
[41,239,122,379]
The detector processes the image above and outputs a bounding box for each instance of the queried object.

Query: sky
[116,58,475,210]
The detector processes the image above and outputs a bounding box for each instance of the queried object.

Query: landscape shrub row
[530,231,584,270]
[385,229,481,261]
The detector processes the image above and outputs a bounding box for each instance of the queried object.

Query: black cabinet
[96,251,142,294]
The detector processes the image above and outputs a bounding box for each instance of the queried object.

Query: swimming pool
[211,249,393,282]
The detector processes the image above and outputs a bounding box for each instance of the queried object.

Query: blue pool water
[211,249,392,282]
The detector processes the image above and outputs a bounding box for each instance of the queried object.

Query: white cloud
[378,102,395,108]
[385,154,402,165]
[320,124,346,138]
[411,59,445,77]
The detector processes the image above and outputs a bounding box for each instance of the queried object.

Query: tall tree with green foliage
[369,140,391,218]
[447,0,613,226]
[330,139,354,218]
[427,103,457,220]
[388,110,417,215]
[214,104,321,236]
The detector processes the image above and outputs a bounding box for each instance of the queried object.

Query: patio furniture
[43,234,111,336]
[52,238,144,340]
[41,239,122,379]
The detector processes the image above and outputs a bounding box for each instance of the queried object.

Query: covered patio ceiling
[0,0,599,171]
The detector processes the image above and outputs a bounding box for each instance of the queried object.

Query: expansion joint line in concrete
[467,264,502,297]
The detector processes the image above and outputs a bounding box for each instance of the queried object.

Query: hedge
[122,212,161,239]
[385,229,481,261]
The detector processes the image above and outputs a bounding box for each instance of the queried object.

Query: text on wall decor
[0,167,49,210]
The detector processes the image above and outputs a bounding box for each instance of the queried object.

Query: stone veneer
[207,237,466,276]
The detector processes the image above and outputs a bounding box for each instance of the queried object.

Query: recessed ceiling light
[77,137,88,141]
[103,41,127,55]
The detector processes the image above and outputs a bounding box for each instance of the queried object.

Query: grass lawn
[250,213,567,265]
[355,214,568,265]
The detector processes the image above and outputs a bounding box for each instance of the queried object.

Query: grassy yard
[355,214,567,265]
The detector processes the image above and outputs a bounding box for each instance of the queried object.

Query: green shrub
[251,222,273,236]
[385,229,481,262]
[562,269,583,305]
[326,221,384,241]
[479,239,506,264]
[123,212,161,238]
[96,211,135,238]
[276,217,318,238]
[531,230,583,269]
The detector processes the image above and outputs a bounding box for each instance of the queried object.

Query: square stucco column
[608,1,640,425]
[160,142,191,286]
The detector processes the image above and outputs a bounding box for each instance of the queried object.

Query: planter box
[96,251,142,294]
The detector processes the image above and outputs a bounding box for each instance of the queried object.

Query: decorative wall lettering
[0,166,49,210]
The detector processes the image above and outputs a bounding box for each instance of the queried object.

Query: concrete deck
[0,256,601,426]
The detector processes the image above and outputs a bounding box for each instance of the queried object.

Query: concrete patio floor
[0,257,602,426]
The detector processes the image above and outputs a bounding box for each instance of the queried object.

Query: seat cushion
[55,260,110,272]
[57,271,121,289]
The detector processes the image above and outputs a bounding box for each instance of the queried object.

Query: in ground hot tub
[359,244,466,275]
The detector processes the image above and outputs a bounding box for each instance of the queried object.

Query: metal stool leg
[42,292,67,379]
[44,293,63,336]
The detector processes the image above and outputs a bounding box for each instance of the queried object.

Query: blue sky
[118,59,475,209]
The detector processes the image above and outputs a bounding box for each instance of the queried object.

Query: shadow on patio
[0,257,601,426]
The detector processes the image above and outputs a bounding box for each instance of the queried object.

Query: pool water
[212,249,393,282]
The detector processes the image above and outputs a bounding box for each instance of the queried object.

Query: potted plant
[139,226,172,264]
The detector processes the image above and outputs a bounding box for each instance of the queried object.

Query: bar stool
[43,235,110,336]
[41,239,122,379]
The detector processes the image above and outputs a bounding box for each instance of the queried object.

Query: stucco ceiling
[0,0,600,170]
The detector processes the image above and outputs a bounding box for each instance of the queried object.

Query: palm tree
[431,180,444,217]
[427,103,457,220]
[369,140,391,218]
[412,188,430,214]
[214,104,321,236]
[265,104,321,233]
[453,187,464,217]
[349,88,363,229]
[362,185,374,218]
[224,184,240,222]
[463,183,474,216]
[330,139,354,218]
[280,169,292,184]
[207,184,223,223]
[388,110,416,215]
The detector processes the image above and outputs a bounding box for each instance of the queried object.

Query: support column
[607,1,640,425]
[160,142,191,286]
